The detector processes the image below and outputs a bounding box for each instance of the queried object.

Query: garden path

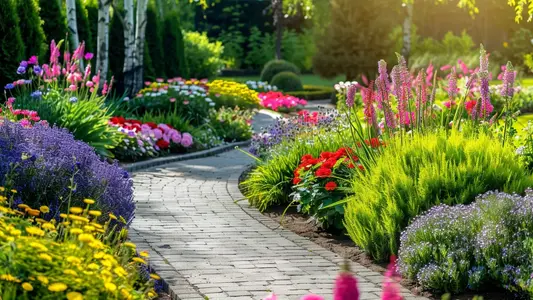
[130,110,426,300]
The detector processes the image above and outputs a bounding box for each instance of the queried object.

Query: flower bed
[258,91,307,112]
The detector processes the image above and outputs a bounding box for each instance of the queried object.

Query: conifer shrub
[0,0,25,85]
[16,0,46,60]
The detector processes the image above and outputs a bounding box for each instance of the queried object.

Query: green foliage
[260,59,300,83]
[282,29,316,72]
[219,29,246,69]
[38,0,67,44]
[344,131,533,261]
[314,0,398,80]
[286,85,335,101]
[109,7,125,80]
[138,111,196,134]
[163,12,188,78]
[85,0,98,58]
[0,0,25,85]
[183,31,224,78]
[144,42,156,81]
[75,0,93,52]
[145,3,165,79]
[16,0,46,59]
[270,71,303,92]
[505,28,533,69]
[245,27,275,70]
[207,106,253,142]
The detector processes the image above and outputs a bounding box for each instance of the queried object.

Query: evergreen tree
[39,0,67,44]
[145,2,165,78]
[109,7,125,84]
[76,0,93,52]
[313,0,399,80]
[0,0,25,85]
[144,42,156,80]
[16,0,46,59]
[85,0,98,58]
[163,11,188,78]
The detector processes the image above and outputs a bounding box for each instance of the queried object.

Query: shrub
[146,3,165,79]
[398,190,533,296]
[0,188,157,299]
[270,72,303,92]
[286,85,335,101]
[16,0,46,60]
[0,121,135,223]
[208,106,253,142]
[38,0,67,45]
[0,0,25,85]
[260,59,300,83]
[76,0,93,52]
[344,131,533,261]
[245,26,274,70]
[183,31,224,78]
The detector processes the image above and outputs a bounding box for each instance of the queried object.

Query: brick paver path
[130,111,426,300]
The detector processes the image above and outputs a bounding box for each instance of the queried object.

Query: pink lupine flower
[86,81,94,88]
[72,42,85,60]
[381,256,403,300]
[333,259,359,300]
[92,71,101,86]
[501,61,516,98]
[144,81,152,86]
[102,81,109,95]
[443,101,456,109]
[69,84,77,92]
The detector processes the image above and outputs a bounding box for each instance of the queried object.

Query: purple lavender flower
[447,67,458,100]
[346,84,357,108]
[501,62,516,98]
[479,72,493,118]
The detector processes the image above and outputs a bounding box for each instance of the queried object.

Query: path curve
[130,111,426,300]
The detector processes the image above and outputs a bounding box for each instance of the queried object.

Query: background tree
[132,0,149,91]
[121,0,136,92]
[39,0,67,44]
[270,0,313,59]
[76,0,93,52]
[163,11,188,78]
[0,0,25,85]
[16,0,46,60]
[145,1,166,78]
[109,5,125,89]
[313,0,400,80]
[85,0,99,55]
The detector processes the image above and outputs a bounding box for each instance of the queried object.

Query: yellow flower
[69,215,90,223]
[39,253,52,262]
[66,256,81,264]
[40,206,50,213]
[60,213,68,219]
[29,242,48,252]
[503,41,509,48]
[88,240,105,249]
[17,204,29,210]
[42,223,55,230]
[123,242,136,249]
[147,290,156,297]
[26,226,45,236]
[0,274,20,282]
[37,275,49,285]
[114,266,127,277]
[48,282,68,292]
[0,195,7,202]
[120,289,132,299]
[0,187,4,192]
[70,228,83,235]
[27,209,41,217]
[78,233,94,243]
[35,218,46,223]
[104,282,117,292]
[9,229,21,236]
[132,257,147,264]
[21,282,33,291]
[67,292,84,300]
[83,225,95,232]
[69,207,83,214]
[150,274,161,280]
[94,252,105,259]
[89,210,102,217]
[87,263,99,270]
[139,251,149,258]
[109,213,117,220]
[83,198,95,205]
[10,189,17,194]
[63,269,77,276]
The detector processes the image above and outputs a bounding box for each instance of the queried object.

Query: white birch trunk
[401,2,413,60]
[123,0,136,92]
[66,0,80,50]
[133,0,149,91]
[96,0,111,85]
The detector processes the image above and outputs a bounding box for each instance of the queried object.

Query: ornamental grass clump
[344,130,533,261]
[0,121,134,223]
[398,190,533,297]
[0,189,158,299]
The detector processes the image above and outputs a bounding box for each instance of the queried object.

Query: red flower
[301,154,314,163]
[365,138,381,148]
[323,158,338,169]
[465,100,477,114]
[320,152,335,160]
[325,181,337,191]
[358,165,365,171]
[293,177,302,185]
[145,122,158,129]
[347,162,355,169]
[315,168,332,178]
[156,139,170,149]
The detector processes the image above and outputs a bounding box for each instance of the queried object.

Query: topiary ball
[260,59,300,83]
[270,71,303,92]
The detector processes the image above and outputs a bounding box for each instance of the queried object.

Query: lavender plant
[0,121,135,223]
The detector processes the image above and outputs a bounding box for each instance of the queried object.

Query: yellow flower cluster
[0,190,159,300]
[207,80,259,106]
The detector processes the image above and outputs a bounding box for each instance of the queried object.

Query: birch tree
[122,0,135,93]
[96,0,111,85]
[66,0,80,51]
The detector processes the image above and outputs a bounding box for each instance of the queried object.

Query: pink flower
[144,81,152,86]
[301,295,324,300]
[442,101,456,109]
[86,81,94,88]
[69,84,77,91]
[181,132,193,147]
[84,52,94,60]
[152,128,163,139]
[19,119,31,128]
[136,93,143,98]
[381,256,403,300]
[263,293,278,300]
[183,100,189,105]
[333,260,359,300]
[28,56,38,65]
[171,132,182,144]
[170,98,176,103]
[156,78,164,83]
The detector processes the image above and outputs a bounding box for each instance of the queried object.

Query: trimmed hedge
[260,59,300,83]
[271,71,303,92]
[286,85,335,101]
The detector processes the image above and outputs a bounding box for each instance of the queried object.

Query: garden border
[123,140,251,173]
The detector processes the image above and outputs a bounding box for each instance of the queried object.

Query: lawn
[219,74,346,87]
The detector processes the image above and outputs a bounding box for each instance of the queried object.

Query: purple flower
[501,62,516,98]
[69,97,78,103]
[33,65,42,75]
[19,61,28,68]
[30,90,42,99]
[447,67,458,100]
[4,83,15,90]
[346,84,357,108]
[17,66,26,74]
[84,52,94,60]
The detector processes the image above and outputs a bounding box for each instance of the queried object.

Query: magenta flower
[263,293,278,300]
[181,133,193,147]
[381,256,403,300]
[447,67,459,100]
[333,260,360,300]
[84,52,94,60]
[28,56,38,65]
[301,295,324,300]
[501,61,516,98]
[346,84,357,108]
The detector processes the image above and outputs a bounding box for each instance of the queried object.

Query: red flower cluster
[109,116,159,132]
[356,137,384,149]
[292,147,362,192]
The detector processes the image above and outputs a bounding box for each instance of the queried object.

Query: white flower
[516,146,526,155]
[209,102,216,106]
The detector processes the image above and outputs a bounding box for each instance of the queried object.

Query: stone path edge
[123,140,251,173]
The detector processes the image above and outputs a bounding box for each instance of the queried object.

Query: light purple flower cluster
[398,190,533,295]
[501,62,516,98]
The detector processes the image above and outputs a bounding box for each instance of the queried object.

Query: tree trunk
[133,0,148,91]
[273,0,283,60]
[401,2,413,60]
[96,0,111,85]
[66,0,80,50]
[123,0,136,93]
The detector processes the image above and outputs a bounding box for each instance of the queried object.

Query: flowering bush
[344,131,533,261]
[291,148,363,229]
[207,106,254,142]
[0,189,157,299]
[245,80,278,92]
[0,121,135,223]
[398,190,533,296]
[259,91,307,112]
[207,79,259,108]
[109,117,193,161]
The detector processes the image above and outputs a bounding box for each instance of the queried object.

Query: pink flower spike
[86,81,94,88]
[301,295,324,300]
[334,259,360,300]
[263,293,278,300]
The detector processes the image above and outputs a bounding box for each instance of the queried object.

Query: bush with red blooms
[109,116,193,161]
[291,147,364,230]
